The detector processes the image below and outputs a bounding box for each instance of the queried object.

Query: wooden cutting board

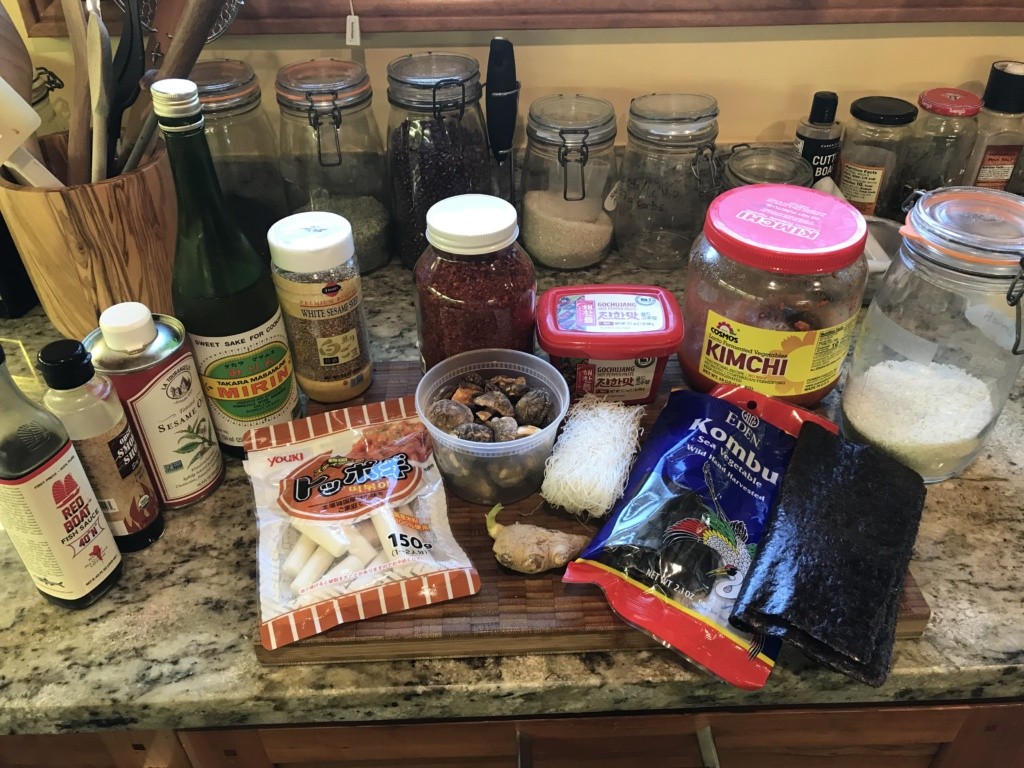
[254,361,930,665]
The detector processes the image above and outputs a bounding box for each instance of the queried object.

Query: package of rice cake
[243,396,480,650]
[564,386,835,690]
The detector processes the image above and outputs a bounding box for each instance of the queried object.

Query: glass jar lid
[904,187,1024,278]
[275,59,372,114]
[850,96,918,126]
[627,93,718,146]
[192,59,261,113]
[526,94,617,146]
[725,146,814,188]
[918,88,982,118]
[386,52,482,111]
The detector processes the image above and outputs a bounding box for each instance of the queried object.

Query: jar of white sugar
[520,94,617,269]
[842,186,1024,482]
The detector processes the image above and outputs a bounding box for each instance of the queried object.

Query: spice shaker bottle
[276,59,392,274]
[838,96,918,219]
[0,342,123,609]
[678,184,868,407]
[268,211,373,403]
[963,61,1024,194]
[614,93,721,271]
[83,302,225,509]
[794,90,842,182]
[895,88,981,205]
[722,145,814,190]
[521,94,617,270]
[386,52,490,268]
[38,339,164,552]
[192,59,289,263]
[414,194,536,371]
[842,187,1024,483]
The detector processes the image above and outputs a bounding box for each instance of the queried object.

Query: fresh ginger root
[485,504,590,574]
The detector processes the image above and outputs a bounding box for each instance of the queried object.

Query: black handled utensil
[485,37,520,204]
[106,0,145,176]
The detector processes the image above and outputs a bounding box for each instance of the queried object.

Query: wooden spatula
[0,76,64,188]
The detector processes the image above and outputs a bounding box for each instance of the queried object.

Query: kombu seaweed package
[564,388,832,690]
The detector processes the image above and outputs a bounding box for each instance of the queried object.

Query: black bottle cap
[808,91,839,124]
[982,60,1024,115]
[850,96,918,126]
[37,339,95,390]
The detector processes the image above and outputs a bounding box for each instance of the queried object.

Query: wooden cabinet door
[0,731,190,768]
[179,721,517,768]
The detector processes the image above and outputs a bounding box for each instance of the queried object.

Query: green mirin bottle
[152,78,300,458]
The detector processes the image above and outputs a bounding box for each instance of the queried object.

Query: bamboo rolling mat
[254,360,930,665]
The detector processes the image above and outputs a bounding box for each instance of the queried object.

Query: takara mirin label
[0,442,121,600]
[190,309,299,447]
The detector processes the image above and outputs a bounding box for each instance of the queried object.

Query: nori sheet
[728,421,926,687]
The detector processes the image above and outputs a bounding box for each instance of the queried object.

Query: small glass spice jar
[963,61,1024,194]
[387,52,491,268]
[277,59,392,274]
[838,96,918,220]
[520,94,617,270]
[842,187,1024,483]
[614,93,721,271]
[268,211,373,403]
[678,184,868,407]
[414,194,536,371]
[192,59,289,263]
[722,145,814,190]
[895,88,981,204]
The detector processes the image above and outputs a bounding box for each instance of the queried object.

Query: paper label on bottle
[190,309,299,447]
[973,144,1023,189]
[838,160,886,214]
[0,442,121,600]
[272,274,365,369]
[795,134,841,181]
[697,310,856,397]
[123,352,224,507]
[73,416,160,537]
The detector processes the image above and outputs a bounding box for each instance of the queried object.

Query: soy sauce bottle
[0,343,123,608]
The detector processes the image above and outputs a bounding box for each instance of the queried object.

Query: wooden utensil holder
[0,132,177,340]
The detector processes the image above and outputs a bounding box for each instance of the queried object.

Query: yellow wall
[6,0,1024,144]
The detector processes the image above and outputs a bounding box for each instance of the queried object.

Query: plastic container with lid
[276,58,391,273]
[520,94,617,270]
[614,93,721,271]
[191,58,288,263]
[896,88,982,202]
[678,184,868,406]
[838,96,918,220]
[387,52,490,268]
[268,211,373,403]
[414,194,536,372]
[722,145,814,190]
[842,186,1024,482]
[537,285,683,405]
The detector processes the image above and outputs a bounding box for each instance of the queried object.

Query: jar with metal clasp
[722,144,814,190]
[386,52,490,268]
[30,67,67,136]
[276,58,392,274]
[520,94,617,270]
[614,93,721,271]
[192,58,288,263]
[841,187,1024,483]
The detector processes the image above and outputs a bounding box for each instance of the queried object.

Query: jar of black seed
[268,211,374,404]
[386,52,491,268]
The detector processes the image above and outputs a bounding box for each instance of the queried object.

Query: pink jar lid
[918,87,983,117]
[704,184,867,274]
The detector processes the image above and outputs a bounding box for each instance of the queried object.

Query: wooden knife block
[0,132,177,339]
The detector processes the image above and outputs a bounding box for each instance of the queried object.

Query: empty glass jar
[722,145,814,190]
[386,52,490,268]
[192,59,288,263]
[842,187,1024,482]
[614,93,721,271]
[276,58,392,274]
[521,94,617,270]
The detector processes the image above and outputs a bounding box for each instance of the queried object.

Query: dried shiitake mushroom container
[414,348,570,506]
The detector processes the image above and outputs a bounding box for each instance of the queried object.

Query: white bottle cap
[425,194,519,255]
[99,302,158,352]
[267,211,355,274]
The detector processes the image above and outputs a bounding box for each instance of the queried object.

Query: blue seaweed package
[565,388,817,690]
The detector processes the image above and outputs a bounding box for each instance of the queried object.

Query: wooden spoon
[87,10,112,182]
[0,3,41,161]
[59,0,91,185]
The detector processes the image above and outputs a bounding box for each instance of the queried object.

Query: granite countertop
[1,256,1022,736]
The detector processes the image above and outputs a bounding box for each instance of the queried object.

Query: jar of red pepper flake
[414,194,537,371]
